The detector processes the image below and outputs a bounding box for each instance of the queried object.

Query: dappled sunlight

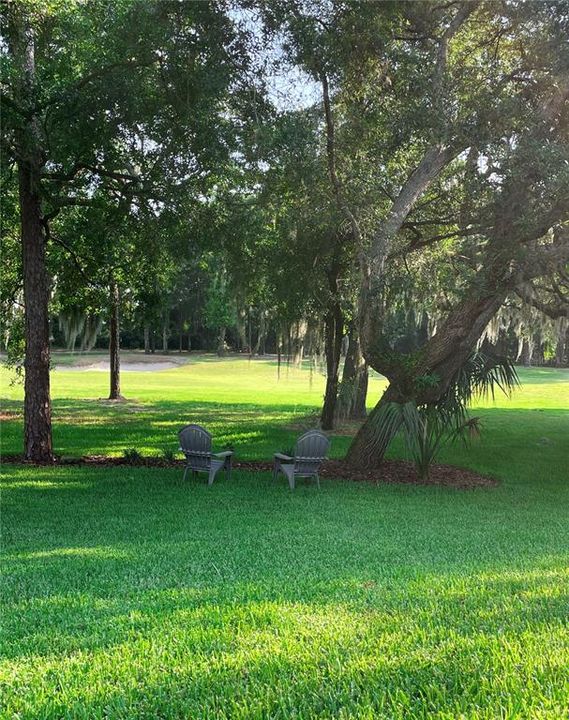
[2,569,568,717]
[2,360,567,467]
[2,458,569,717]
[7,546,133,562]
[1,479,90,491]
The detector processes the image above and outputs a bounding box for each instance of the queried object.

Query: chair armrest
[213,450,234,458]
[274,453,293,461]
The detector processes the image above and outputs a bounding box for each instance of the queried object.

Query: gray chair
[179,424,233,486]
[273,430,331,490]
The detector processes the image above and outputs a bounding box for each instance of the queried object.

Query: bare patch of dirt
[236,459,496,489]
[321,459,497,489]
[63,361,183,372]
[1,454,496,489]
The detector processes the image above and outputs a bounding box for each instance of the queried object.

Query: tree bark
[162,315,169,353]
[277,327,282,379]
[320,302,343,429]
[321,261,344,430]
[555,328,568,367]
[520,339,533,367]
[235,308,247,352]
[20,156,53,460]
[109,281,122,400]
[254,310,266,355]
[345,384,403,467]
[247,307,252,356]
[11,16,54,461]
[346,286,506,468]
[144,322,150,354]
[337,325,368,421]
[217,326,226,356]
[290,320,307,367]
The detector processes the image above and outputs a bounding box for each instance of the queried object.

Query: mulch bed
[1,454,496,490]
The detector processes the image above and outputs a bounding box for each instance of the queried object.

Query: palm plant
[381,353,519,480]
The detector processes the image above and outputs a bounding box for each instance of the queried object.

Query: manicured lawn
[1,356,568,718]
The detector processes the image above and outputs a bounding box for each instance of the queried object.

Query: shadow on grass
[3,463,568,717]
[3,563,568,717]
[0,397,332,459]
[2,395,569,471]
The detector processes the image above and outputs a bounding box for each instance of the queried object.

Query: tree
[1,0,244,457]
[347,72,569,465]
[262,0,568,465]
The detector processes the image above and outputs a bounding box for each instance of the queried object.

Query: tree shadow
[3,564,568,717]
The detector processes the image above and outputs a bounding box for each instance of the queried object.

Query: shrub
[122,448,142,464]
[161,447,176,463]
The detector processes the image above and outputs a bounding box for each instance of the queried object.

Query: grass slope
[1,357,568,718]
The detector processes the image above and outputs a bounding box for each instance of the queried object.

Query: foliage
[396,353,519,478]
[122,447,142,464]
[204,269,236,333]
[161,447,176,463]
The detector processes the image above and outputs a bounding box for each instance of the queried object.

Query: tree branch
[320,72,362,245]
[43,163,141,184]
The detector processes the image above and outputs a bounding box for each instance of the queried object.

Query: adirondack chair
[273,430,330,490]
[179,424,233,486]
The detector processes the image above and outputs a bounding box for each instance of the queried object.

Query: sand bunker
[61,361,182,372]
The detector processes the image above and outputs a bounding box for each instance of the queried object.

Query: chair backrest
[294,430,330,475]
[179,424,212,470]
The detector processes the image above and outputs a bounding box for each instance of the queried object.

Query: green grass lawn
[1,356,568,718]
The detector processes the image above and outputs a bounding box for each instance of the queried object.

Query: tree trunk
[353,364,368,419]
[277,328,282,380]
[320,264,344,430]
[347,288,506,468]
[520,339,533,367]
[144,323,150,354]
[162,316,169,353]
[11,16,53,461]
[320,308,343,430]
[109,281,122,400]
[555,328,568,367]
[254,310,266,355]
[290,320,307,367]
[248,307,252,356]
[236,308,247,351]
[19,157,53,461]
[345,385,402,467]
[217,326,226,356]
[261,318,267,355]
[337,326,368,421]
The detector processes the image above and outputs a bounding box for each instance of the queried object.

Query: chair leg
[208,468,216,486]
[182,465,189,482]
[288,473,295,491]
[315,473,320,489]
